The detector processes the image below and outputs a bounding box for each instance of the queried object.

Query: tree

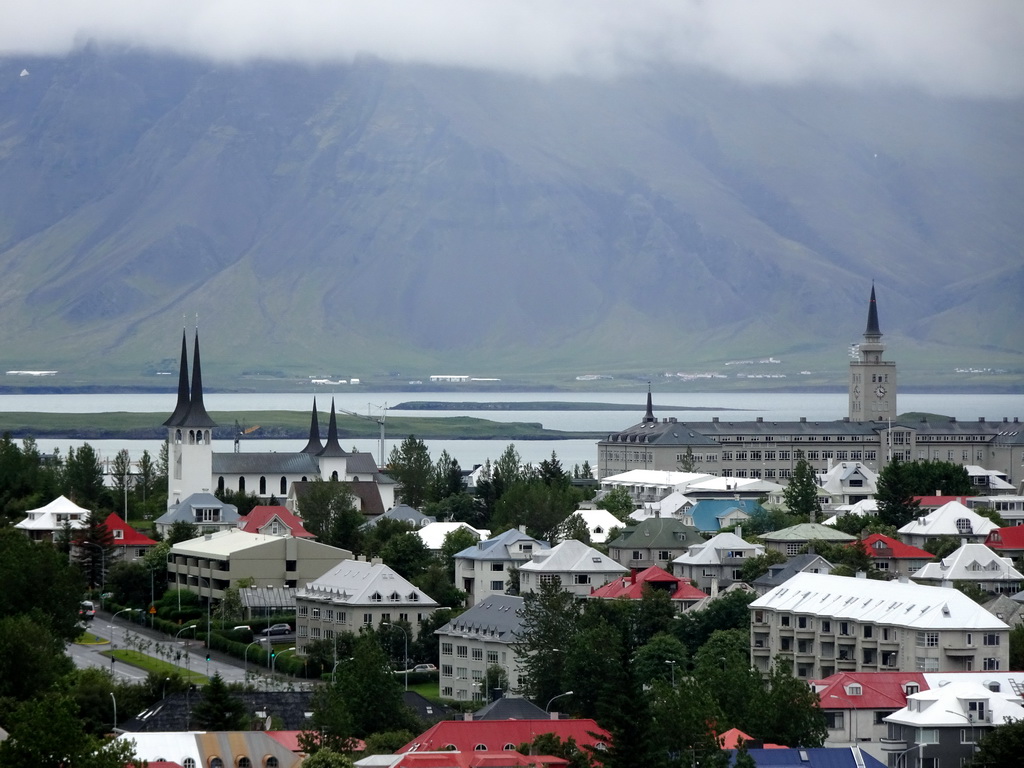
[925,534,962,560]
[412,563,465,609]
[377,532,433,580]
[677,446,699,473]
[107,561,152,607]
[362,731,416,756]
[300,682,358,754]
[673,589,755,658]
[428,450,463,502]
[518,734,598,768]
[63,443,108,509]
[693,628,765,735]
[300,479,363,550]
[336,633,419,737]
[0,615,74,700]
[388,436,433,508]
[597,486,636,521]
[648,678,726,768]
[876,458,921,528]
[783,453,821,521]
[804,539,880,578]
[739,550,787,583]
[74,511,115,591]
[756,661,827,747]
[560,513,591,544]
[512,578,582,705]
[134,449,161,519]
[439,526,481,579]
[166,519,200,545]
[632,632,688,687]
[300,749,355,768]
[972,717,1024,767]
[191,672,247,730]
[110,448,134,517]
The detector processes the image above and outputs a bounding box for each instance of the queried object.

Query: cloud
[3,0,1022,98]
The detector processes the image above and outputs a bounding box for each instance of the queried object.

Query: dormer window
[845,684,862,696]
[956,518,973,535]
[113,530,124,540]
[370,592,382,603]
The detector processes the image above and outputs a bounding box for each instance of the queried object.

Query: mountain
[0,48,1021,388]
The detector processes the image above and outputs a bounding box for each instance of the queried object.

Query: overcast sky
[3,0,1022,98]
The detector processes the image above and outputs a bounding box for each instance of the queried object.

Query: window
[786,543,802,556]
[983,658,1000,670]
[472,648,483,660]
[658,550,671,561]
[298,605,308,617]
[824,711,844,730]
[983,633,1001,646]
[490,580,504,591]
[797,616,809,629]
[574,574,591,585]
[239,758,252,768]
[441,664,453,677]
[457,645,468,658]
[918,728,939,745]
[211,760,224,768]
[266,759,278,768]
[441,642,453,656]
[487,650,498,664]
[362,613,373,626]
[916,631,939,647]
[311,607,320,619]
[839,622,851,636]
[491,562,503,572]
[821,620,831,634]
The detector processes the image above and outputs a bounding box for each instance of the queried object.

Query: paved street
[72,610,308,690]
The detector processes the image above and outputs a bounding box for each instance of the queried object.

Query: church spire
[642,382,656,424]
[301,398,324,454]
[864,284,882,340]
[163,329,191,427]
[317,398,347,457]
[180,329,216,427]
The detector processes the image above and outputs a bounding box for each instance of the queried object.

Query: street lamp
[110,692,117,733]
[665,659,677,688]
[945,709,976,752]
[382,622,409,691]
[174,624,197,677]
[546,690,573,713]
[244,640,262,678]
[110,608,140,647]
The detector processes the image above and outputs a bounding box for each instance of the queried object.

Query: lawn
[75,631,107,645]
[101,648,209,685]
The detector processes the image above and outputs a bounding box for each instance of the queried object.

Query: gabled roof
[156,492,239,527]
[102,512,157,546]
[813,671,926,710]
[363,504,436,529]
[212,452,320,474]
[415,522,490,551]
[717,727,786,749]
[436,594,524,642]
[519,539,627,577]
[674,531,765,566]
[751,572,1009,630]
[886,680,1024,728]
[589,565,706,602]
[300,558,439,609]
[752,554,835,591]
[606,516,701,549]
[14,495,90,530]
[564,509,622,544]
[986,527,1024,552]
[913,495,971,508]
[238,506,314,538]
[759,523,856,543]
[815,462,878,495]
[730,747,886,767]
[898,500,998,538]
[857,533,932,560]
[455,527,550,562]
[398,718,610,754]
[913,543,1023,583]
[472,695,547,720]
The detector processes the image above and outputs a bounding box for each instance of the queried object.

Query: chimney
[855,570,866,579]
[734,525,743,539]
[757,417,764,423]
[979,417,986,423]
[800,417,807,423]
[712,417,719,423]
[464,712,473,721]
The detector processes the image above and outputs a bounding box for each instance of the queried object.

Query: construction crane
[334,403,388,467]
[233,420,261,453]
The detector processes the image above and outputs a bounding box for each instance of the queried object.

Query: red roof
[912,495,970,508]
[239,505,315,538]
[717,728,786,750]
[986,527,1024,551]
[391,754,567,768]
[812,671,927,709]
[400,719,610,755]
[589,566,706,602]
[102,513,157,547]
[856,533,932,560]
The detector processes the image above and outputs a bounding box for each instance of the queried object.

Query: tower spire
[642,382,656,424]
[181,329,216,427]
[163,329,191,427]
[301,398,324,454]
[317,398,346,457]
[864,284,882,340]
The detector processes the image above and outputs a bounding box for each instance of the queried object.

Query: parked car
[262,623,292,636]
[79,601,96,622]
[412,664,438,672]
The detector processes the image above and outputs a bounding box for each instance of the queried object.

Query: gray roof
[435,594,524,643]
[606,516,701,550]
[121,691,313,732]
[362,504,435,529]
[760,523,856,543]
[156,492,239,526]
[212,452,320,474]
[455,527,550,562]
[473,695,548,720]
[239,586,296,610]
[753,554,835,590]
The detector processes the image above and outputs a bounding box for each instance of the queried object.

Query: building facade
[454,527,549,608]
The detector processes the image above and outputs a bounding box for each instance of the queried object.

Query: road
[72,610,306,690]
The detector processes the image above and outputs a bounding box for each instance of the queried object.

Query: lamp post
[883,740,924,768]
[665,659,677,688]
[945,709,976,754]
[110,692,117,733]
[382,621,409,691]
[110,608,139,647]
[244,640,262,678]
[546,690,573,714]
[174,624,197,676]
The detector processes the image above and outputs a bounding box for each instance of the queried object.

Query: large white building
[518,539,627,597]
[453,527,549,608]
[750,572,1010,679]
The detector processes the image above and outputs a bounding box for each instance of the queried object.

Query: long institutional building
[597,288,1022,486]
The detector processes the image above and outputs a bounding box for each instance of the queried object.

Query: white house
[912,543,1024,594]
[518,539,627,597]
[672,530,766,594]
[815,462,878,508]
[562,508,623,544]
[454,527,549,608]
[415,522,490,553]
[897,500,998,548]
[14,495,89,542]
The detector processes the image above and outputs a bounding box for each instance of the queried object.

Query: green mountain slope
[0,50,1020,387]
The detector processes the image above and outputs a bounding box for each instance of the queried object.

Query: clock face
[853,385,861,396]
[875,385,887,398]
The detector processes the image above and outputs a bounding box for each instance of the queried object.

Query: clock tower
[849,286,897,422]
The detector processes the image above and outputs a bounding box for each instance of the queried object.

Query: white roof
[644,490,697,516]
[565,509,623,544]
[684,476,784,494]
[601,470,714,487]
[673,531,765,566]
[913,543,1024,583]
[415,522,490,551]
[885,680,1024,727]
[14,495,91,530]
[299,558,439,608]
[835,499,880,515]
[750,572,1009,631]
[520,539,628,576]
[816,462,878,495]
[170,528,293,557]
[115,731,202,765]
[898,500,998,538]
[965,465,1015,491]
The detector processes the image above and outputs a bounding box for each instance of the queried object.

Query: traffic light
[270,649,276,659]
[205,653,211,662]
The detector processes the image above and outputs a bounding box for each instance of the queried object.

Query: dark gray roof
[607,516,701,550]
[346,452,380,475]
[163,330,191,427]
[317,399,348,457]
[179,330,216,428]
[300,398,323,455]
[403,690,454,723]
[212,452,321,475]
[121,691,314,732]
[600,419,721,447]
[362,504,436,529]
[436,594,524,643]
[156,493,239,525]
[753,554,835,591]
[455,528,549,562]
[239,586,296,610]
[865,284,882,338]
[473,695,548,720]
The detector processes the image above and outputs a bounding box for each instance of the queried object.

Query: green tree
[378,532,433,580]
[363,731,416,756]
[412,563,465,609]
[337,633,420,737]
[428,450,464,502]
[673,590,756,658]
[925,534,962,560]
[166,519,200,544]
[876,457,921,528]
[739,549,787,582]
[972,717,1024,767]
[677,446,699,473]
[597,486,636,521]
[632,632,688,687]
[300,682,358,754]
[110,449,134,517]
[300,749,355,768]
[648,678,726,768]
[512,578,582,705]
[413,608,454,663]
[494,480,578,543]
[191,672,247,730]
[756,661,827,747]
[519,733,598,768]
[63,443,107,508]
[300,479,363,550]
[107,560,152,607]
[388,436,434,508]
[829,512,897,539]
[783,453,822,521]
[74,511,115,591]
[0,615,74,700]
[559,513,592,544]
[134,449,162,519]
[1010,625,1024,671]
[804,539,880,578]
[439,526,481,579]
[693,628,765,734]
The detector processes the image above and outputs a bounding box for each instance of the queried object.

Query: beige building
[167,529,351,602]
[750,572,1010,680]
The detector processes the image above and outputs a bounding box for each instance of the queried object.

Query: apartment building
[454,527,549,608]
[750,572,1009,679]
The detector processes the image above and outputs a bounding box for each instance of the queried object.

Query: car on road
[262,623,292,636]
[412,664,437,672]
[79,600,96,622]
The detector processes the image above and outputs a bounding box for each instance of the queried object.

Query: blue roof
[729,748,885,768]
[454,527,550,561]
[689,499,766,532]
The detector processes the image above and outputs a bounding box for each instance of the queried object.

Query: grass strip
[101,648,210,685]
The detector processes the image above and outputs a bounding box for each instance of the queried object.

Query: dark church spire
[317,398,347,457]
[163,329,191,427]
[864,284,882,340]
[642,382,656,424]
[301,398,324,454]
[180,329,216,428]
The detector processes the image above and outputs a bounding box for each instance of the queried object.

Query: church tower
[849,286,897,422]
[164,329,217,509]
